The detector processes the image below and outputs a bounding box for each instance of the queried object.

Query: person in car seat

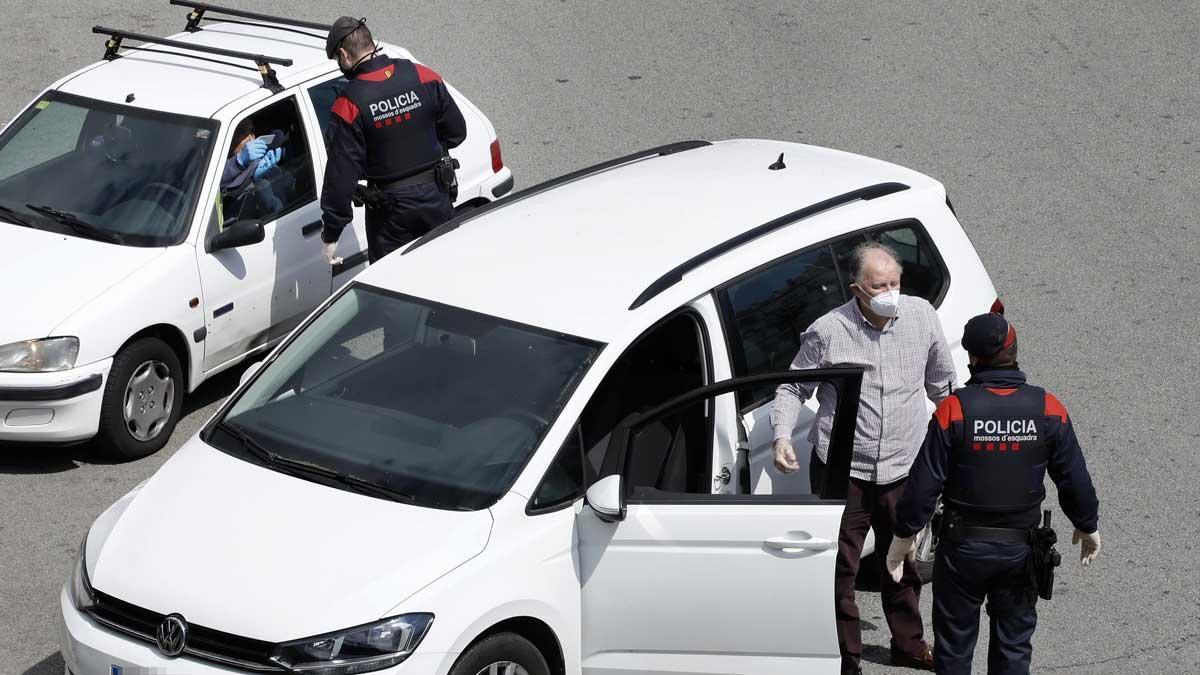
[770,242,956,674]
[222,119,285,217]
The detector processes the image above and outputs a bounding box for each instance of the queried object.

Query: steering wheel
[498,408,550,431]
[135,182,186,212]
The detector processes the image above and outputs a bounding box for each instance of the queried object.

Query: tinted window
[722,245,844,405]
[832,222,947,305]
[306,76,349,141]
[218,97,317,228]
[215,286,601,511]
[529,425,586,511]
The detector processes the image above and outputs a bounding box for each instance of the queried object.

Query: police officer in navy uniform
[886,313,1102,674]
[319,17,467,266]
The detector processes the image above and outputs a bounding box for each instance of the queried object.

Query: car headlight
[270,614,434,675]
[70,534,97,612]
[0,337,79,372]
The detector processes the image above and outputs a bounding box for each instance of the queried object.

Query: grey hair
[850,241,903,284]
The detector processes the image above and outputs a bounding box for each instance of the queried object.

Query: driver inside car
[221,118,288,218]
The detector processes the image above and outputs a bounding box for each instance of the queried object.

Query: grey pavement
[2,2,1198,674]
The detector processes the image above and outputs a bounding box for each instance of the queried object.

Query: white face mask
[866,288,901,318]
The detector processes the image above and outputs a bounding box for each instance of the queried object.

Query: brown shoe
[890,644,934,671]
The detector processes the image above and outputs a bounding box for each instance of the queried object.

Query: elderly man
[771,242,955,674]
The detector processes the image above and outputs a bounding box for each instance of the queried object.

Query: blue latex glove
[253,147,283,179]
[236,138,268,167]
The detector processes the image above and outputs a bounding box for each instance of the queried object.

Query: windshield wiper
[25,204,124,244]
[0,203,37,229]
[215,421,417,504]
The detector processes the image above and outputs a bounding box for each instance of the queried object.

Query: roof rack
[92,26,293,93]
[627,181,911,310]
[402,140,712,256]
[171,1,333,38]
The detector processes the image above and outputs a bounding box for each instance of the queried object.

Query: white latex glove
[1072,529,1101,566]
[321,242,342,266]
[885,536,916,583]
[773,439,800,474]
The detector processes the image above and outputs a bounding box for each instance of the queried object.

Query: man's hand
[237,138,268,168]
[885,536,916,583]
[321,242,342,266]
[1072,529,1101,566]
[773,439,800,474]
[253,147,282,179]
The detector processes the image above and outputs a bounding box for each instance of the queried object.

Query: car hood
[89,438,493,643]
[0,223,166,344]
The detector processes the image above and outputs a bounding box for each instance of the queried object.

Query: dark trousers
[811,450,926,673]
[365,182,453,263]
[933,540,1036,675]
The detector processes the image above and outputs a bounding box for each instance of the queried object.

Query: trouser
[811,450,926,673]
[933,540,1036,675]
[365,182,454,263]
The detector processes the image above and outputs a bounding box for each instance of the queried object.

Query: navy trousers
[365,182,453,263]
[933,540,1037,674]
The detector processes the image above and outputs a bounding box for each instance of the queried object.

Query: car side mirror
[239,361,262,387]
[586,474,625,522]
[210,219,264,252]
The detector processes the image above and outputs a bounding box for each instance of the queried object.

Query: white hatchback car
[61,138,997,675]
[0,5,512,459]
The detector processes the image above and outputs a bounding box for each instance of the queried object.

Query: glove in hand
[321,241,342,266]
[237,138,268,167]
[253,147,282,179]
[1072,529,1101,566]
[885,536,916,583]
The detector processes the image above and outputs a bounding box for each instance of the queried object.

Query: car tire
[449,632,551,675]
[96,337,183,461]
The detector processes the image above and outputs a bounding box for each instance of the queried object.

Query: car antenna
[768,153,786,170]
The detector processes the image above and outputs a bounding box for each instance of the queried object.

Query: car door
[299,73,370,281]
[197,93,330,372]
[577,368,863,675]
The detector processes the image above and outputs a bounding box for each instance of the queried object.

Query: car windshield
[211,285,602,511]
[0,91,216,247]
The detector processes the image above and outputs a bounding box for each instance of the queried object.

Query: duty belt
[371,168,437,191]
[943,520,1030,544]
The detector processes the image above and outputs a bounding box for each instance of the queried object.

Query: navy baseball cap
[326,16,366,59]
[962,313,1016,356]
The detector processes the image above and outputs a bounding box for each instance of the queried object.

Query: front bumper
[59,586,449,675]
[0,358,111,444]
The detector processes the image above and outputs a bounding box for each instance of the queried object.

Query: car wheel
[449,633,551,675]
[96,337,183,461]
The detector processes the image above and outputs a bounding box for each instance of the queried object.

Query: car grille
[89,590,285,671]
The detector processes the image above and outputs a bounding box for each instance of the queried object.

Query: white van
[61,139,997,674]
[0,9,512,459]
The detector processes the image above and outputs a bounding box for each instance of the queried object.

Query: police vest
[332,57,447,182]
[944,384,1050,516]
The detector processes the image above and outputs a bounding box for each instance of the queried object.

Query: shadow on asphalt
[0,358,256,475]
[22,651,63,675]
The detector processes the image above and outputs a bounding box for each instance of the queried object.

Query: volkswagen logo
[156,613,189,657]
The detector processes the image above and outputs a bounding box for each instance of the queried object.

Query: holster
[434,155,460,202]
[1027,510,1062,601]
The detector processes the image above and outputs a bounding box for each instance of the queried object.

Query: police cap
[326,16,367,59]
[962,312,1017,357]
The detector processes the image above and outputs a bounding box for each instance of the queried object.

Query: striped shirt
[770,295,956,484]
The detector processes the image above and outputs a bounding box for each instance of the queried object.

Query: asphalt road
[2,2,1198,673]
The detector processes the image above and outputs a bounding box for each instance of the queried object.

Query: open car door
[577,368,863,675]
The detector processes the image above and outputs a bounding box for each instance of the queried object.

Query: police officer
[886,313,1102,674]
[319,17,467,266]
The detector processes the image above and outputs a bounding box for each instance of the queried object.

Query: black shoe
[891,643,935,671]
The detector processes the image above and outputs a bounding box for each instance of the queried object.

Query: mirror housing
[210,219,264,252]
[238,361,262,388]
[586,474,625,522]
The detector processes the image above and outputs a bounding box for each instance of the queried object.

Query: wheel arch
[118,324,192,392]
[453,616,565,675]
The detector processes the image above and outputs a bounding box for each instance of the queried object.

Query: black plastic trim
[301,220,322,237]
[332,251,369,277]
[628,492,846,506]
[172,0,334,32]
[92,26,291,92]
[213,303,234,318]
[402,140,711,256]
[0,374,102,402]
[491,174,514,199]
[628,182,911,310]
[193,327,207,343]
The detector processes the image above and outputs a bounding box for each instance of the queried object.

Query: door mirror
[239,361,262,388]
[210,219,265,252]
[586,474,626,522]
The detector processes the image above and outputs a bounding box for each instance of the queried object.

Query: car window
[0,102,88,182]
[529,425,586,511]
[831,221,948,306]
[306,76,349,142]
[721,245,845,406]
[217,96,317,229]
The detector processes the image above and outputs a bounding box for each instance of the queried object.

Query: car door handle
[302,221,322,238]
[764,535,835,552]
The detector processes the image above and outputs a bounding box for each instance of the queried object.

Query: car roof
[58,22,402,118]
[357,138,943,342]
